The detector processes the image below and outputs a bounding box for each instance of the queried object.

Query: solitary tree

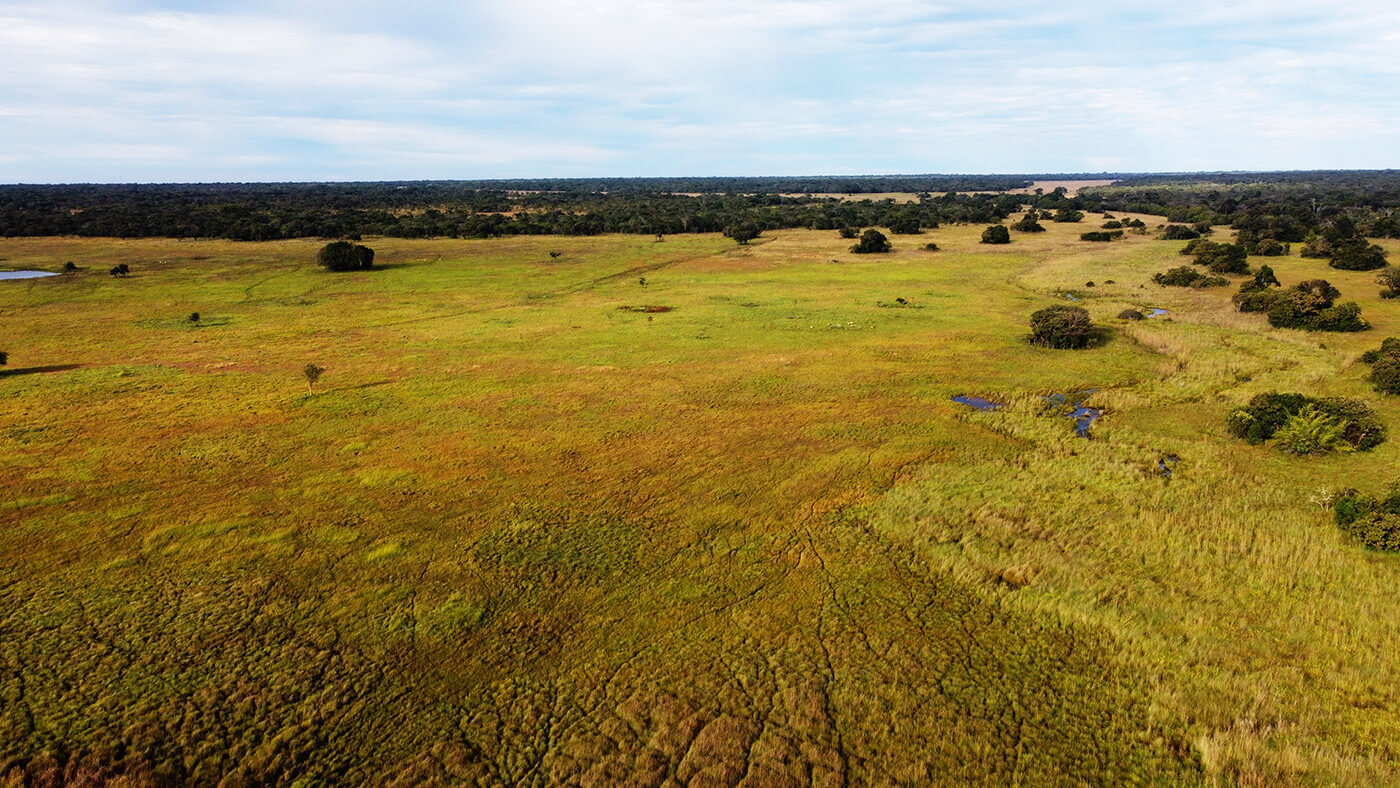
[981,225,1011,244]
[727,224,761,245]
[0,351,7,366]
[1030,305,1097,348]
[549,251,562,261]
[317,241,375,272]
[304,363,325,395]
[850,229,892,254]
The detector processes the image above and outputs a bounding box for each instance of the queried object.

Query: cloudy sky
[2,0,1398,182]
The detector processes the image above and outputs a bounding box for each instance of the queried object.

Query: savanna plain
[4,217,1400,785]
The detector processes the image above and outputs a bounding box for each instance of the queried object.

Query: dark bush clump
[1253,238,1286,256]
[1359,338,1400,395]
[1162,224,1200,240]
[1029,305,1097,349]
[1052,208,1084,223]
[317,241,375,272]
[1154,266,1227,288]
[850,228,892,254]
[1334,486,1400,551]
[1080,231,1124,242]
[1377,267,1400,299]
[1188,241,1250,274]
[1118,309,1144,321]
[1101,220,1123,229]
[1012,211,1045,232]
[1226,392,1385,452]
[981,225,1011,244]
[1260,279,1368,332]
[838,226,859,239]
[1329,237,1388,271]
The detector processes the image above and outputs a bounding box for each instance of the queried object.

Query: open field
[3,220,1400,784]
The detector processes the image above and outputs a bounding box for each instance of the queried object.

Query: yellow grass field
[2,219,1399,784]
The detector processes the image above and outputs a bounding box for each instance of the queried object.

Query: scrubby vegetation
[1153,266,1227,288]
[1359,338,1400,395]
[1080,230,1123,242]
[1227,392,1386,453]
[1012,210,1046,232]
[316,240,375,271]
[980,224,1011,244]
[850,228,891,253]
[1028,304,1098,348]
[1181,239,1250,275]
[1334,485,1400,551]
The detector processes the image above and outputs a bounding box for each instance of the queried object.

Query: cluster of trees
[1299,216,1389,271]
[1227,392,1386,454]
[1012,211,1045,232]
[0,181,1056,241]
[1153,266,1228,288]
[108,263,130,277]
[1234,274,1367,331]
[1180,239,1250,274]
[316,241,375,271]
[1029,305,1099,349]
[1080,230,1123,242]
[1091,171,1400,239]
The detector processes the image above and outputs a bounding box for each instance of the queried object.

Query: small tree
[1029,305,1096,349]
[850,229,892,254]
[0,350,7,366]
[1379,267,1400,299]
[548,251,562,261]
[1012,211,1045,233]
[303,363,325,395]
[188,312,201,324]
[980,225,1011,244]
[727,225,760,245]
[317,241,375,272]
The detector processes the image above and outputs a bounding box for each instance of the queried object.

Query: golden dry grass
[1,222,1398,784]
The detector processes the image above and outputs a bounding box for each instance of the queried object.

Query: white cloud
[0,0,1397,179]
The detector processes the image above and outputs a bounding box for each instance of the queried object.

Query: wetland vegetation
[4,173,1400,784]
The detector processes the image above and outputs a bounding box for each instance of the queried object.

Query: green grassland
[3,220,1400,784]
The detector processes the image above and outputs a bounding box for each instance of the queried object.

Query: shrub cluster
[1029,305,1098,349]
[1012,211,1045,232]
[317,241,375,271]
[1117,309,1144,321]
[1226,392,1386,453]
[1359,337,1400,395]
[1051,208,1084,223]
[1162,224,1200,240]
[1080,230,1124,242]
[850,228,891,253]
[1334,486,1400,551]
[1181,239,1250,274]
[1378,267,1400,298]
[1153,266,1227,288]
[980,225,1011,244]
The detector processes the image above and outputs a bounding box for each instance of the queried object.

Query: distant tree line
[6,172,1400,242]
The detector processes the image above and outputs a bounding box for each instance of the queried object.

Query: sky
[1,0,1398,182]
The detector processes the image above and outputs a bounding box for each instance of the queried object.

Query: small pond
[952,395,1004,411]
[1145,307,1168,318]
[0,270,58,280]
[1157,455,1182,479]
[1045,392,1101,437]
